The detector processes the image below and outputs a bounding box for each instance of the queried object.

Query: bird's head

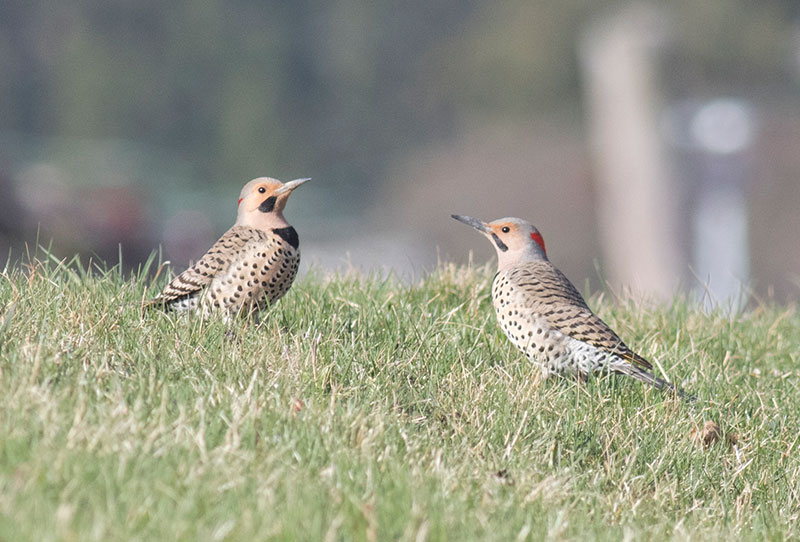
[451,215,548,268]
[236,177,310,230]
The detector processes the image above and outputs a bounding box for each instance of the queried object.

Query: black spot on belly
[272,226,299,249]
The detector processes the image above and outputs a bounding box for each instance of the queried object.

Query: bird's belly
[204,248,300,313]
[169,295,200,313]
[495,309,607,377]
[257,250,301,309]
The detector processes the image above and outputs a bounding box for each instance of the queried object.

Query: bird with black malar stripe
[451,214,692,399]
[146,177,309,318]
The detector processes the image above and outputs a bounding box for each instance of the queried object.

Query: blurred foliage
[0,0,797,194]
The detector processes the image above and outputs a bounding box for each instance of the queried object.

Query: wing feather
[145,226,261,308]
[502,262,653,371]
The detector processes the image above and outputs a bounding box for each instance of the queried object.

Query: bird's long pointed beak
[275,177,311,195]
[451,214,491,233]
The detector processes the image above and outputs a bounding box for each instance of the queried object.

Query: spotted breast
[146,176,309,318]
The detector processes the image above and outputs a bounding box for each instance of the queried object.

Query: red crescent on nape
[531,232,546,254]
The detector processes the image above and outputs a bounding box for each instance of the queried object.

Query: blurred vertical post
[579,5,685,300]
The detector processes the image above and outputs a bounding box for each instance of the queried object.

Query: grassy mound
[1,254,798,540]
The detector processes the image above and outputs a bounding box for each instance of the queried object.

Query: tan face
[451,214,547,265]
[483,219,547,255]
[238,179,287,214]
[235,177,310,229]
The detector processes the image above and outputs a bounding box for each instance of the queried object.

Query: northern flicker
[452,214,689,398]
[146,177,309,317]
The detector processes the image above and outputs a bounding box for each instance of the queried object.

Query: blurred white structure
[667,98,755,311]
[580,5,685,301]
[580,5,755,309]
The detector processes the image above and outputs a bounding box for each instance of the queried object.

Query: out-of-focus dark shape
[12,161,153,267]
[81,185,152,266]
[0,168,25,256]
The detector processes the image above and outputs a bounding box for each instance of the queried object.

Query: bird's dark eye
[501,226,510,233]
[258,186,266,194]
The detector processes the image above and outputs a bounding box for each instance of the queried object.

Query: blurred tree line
[1,0,799,290]
[2,0,796,195]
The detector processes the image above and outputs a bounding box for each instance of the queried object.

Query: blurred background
[1,1,799,305]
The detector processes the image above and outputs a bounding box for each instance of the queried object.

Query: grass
[1,251,799,541]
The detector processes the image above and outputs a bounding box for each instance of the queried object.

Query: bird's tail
[618,364,696,402]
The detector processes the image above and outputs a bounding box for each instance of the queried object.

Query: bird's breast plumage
[205,228,300,313]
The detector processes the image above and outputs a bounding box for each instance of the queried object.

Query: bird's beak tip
[276,177,311,195]
[451,214,489,232]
